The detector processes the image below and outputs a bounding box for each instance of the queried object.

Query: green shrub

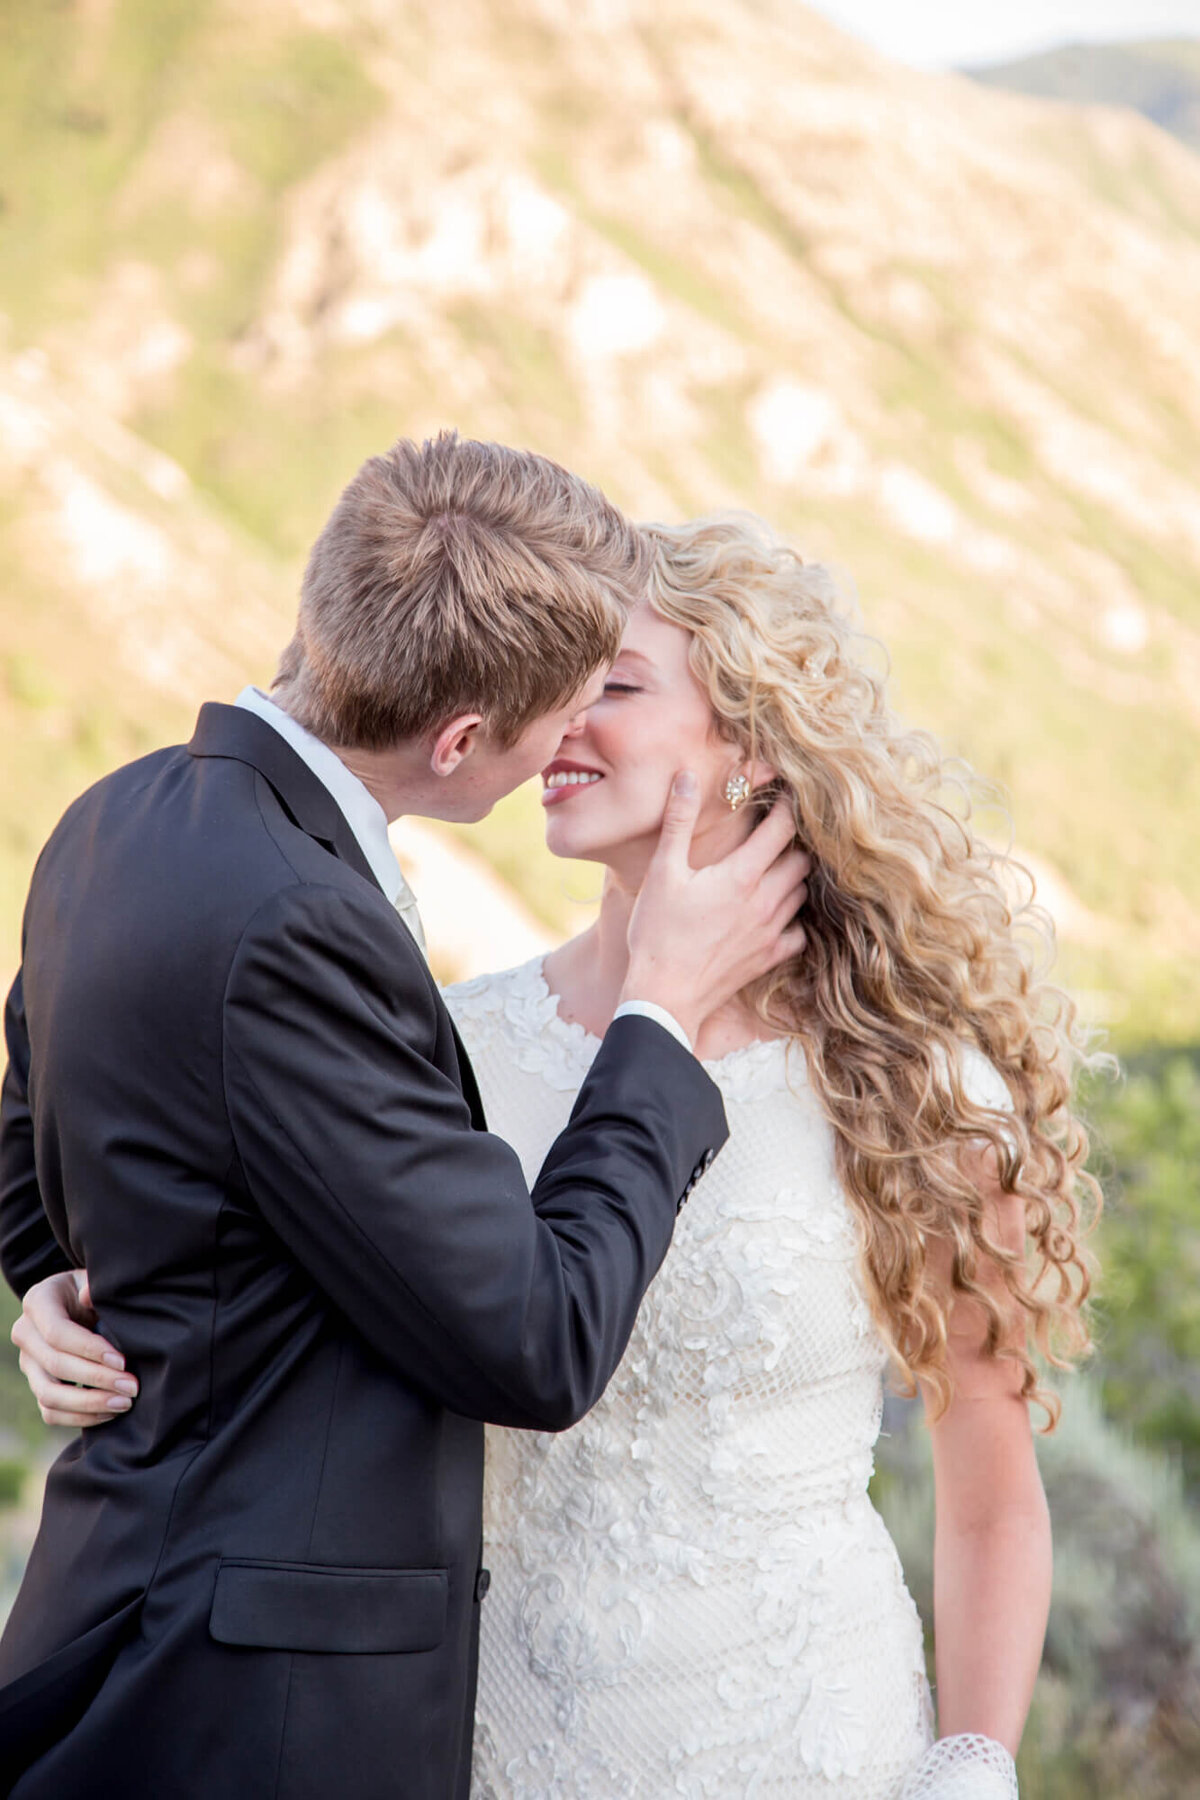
[1085,1050,1200,1486]
[874,1382,1200,1799]
[0,1461,26,1509]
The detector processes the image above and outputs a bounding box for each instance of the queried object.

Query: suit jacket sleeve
[0,969,73,1297]
[223,882,728,1431]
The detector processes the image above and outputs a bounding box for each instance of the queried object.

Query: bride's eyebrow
[610,649,655,675]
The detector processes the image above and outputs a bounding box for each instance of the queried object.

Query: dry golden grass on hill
[1,0,1198,1035]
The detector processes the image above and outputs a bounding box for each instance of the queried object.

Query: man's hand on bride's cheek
[623,774,810,1044]
[12,1268,138,1428]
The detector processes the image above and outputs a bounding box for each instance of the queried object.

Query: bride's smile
[540,758,605,803]
[539,602,771,886]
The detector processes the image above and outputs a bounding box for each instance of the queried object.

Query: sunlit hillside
[2,0,1199,1038]
[968,37,1200,151]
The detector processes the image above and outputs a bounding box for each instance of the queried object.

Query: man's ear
[430,713,485,778]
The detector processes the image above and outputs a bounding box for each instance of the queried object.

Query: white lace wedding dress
[447,957,1010,1799]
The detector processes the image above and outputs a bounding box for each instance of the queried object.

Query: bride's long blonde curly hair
[644,513,1100,1424]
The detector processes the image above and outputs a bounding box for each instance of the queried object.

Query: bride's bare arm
[11,1269,138,1427]
[922,1143,1051,1757]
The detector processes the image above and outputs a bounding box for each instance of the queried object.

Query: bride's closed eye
[603,682,642,696]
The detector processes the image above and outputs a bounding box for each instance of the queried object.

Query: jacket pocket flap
[209,1560,448,1654]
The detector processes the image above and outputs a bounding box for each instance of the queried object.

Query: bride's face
[540,603,748,877]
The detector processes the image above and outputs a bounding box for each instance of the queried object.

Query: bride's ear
[725,756,777,795]
[749,756,777,795]
[719,755,778,813]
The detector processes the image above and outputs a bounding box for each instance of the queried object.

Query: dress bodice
[449,956,892,1512]
[446,957,941,1798]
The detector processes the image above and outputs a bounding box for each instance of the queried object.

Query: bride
[455,516,1094,1800]
[14,515,1096,1798]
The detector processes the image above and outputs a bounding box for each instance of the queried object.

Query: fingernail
[114,1377,138,1396]
[105,1396,132,1412]
[101,1353,125,1370]
[673,771,697,798]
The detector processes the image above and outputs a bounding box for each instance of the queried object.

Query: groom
[0,434,807,1798]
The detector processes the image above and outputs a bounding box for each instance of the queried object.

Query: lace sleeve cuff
[899,1734,1019,1799]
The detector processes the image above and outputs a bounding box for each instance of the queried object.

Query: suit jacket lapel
[188,703,382,895]
[189,704,489,1130]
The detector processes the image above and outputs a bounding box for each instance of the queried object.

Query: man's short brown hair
[272,432,647,748]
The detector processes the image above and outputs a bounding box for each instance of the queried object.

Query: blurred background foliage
[0,1,1198,1791]
[874,1048,1200,1797]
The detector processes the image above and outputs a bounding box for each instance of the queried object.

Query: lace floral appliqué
[448,960,934,1800]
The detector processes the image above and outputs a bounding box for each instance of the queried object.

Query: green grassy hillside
[1,0,1198,1042]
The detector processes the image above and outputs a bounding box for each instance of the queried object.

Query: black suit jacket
[0,703,726,1799]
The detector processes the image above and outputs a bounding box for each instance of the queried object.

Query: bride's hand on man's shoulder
[12,1269,137,1428]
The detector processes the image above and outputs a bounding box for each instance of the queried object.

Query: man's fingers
[738,922,808,992]
[774,922,808,965]
[757,847,811,919]
[652,771,701,871]
[730,800,803,882]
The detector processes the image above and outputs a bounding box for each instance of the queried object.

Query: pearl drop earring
[723,773,751,812]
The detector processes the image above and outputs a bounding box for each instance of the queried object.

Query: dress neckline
[530,956,794,1086]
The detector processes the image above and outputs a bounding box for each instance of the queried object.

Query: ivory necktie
[393,873,427,957]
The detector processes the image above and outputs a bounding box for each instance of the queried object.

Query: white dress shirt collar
[234,686,405,907]
[233,689,680,1026]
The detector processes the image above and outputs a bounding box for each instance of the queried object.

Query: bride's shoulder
[442,954,601,1093]
[946,1040,1015,1115]
[440,954,551,1041]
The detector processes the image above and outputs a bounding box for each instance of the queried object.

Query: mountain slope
[966,38,1200,152]
[1,0,1198,1036]
[0,349,292,937]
